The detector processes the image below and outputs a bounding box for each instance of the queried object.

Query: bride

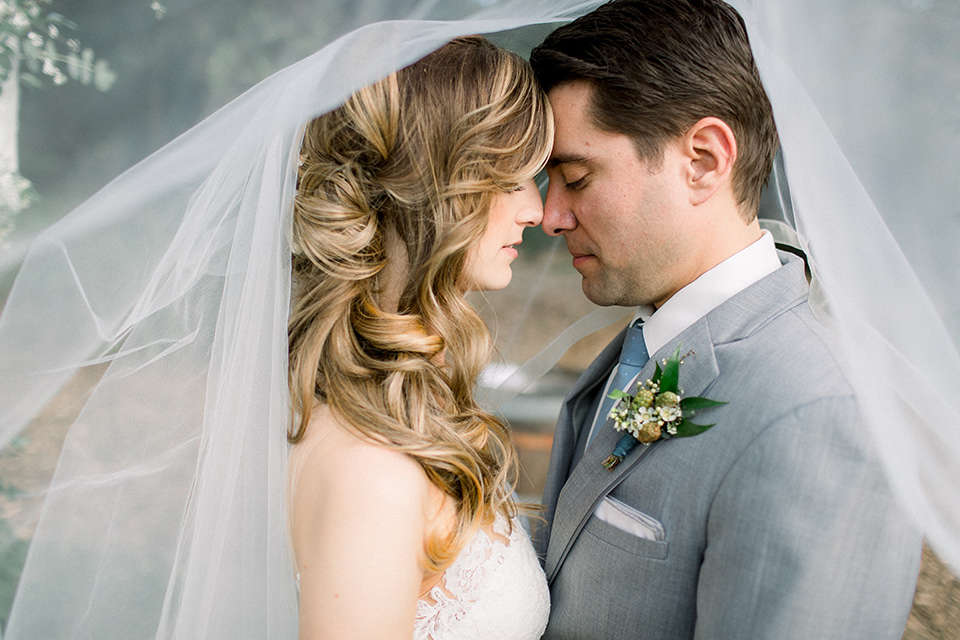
[0,13,570,639]
[286,36,551,639]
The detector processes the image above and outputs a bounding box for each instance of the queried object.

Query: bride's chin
[464,270,513,293]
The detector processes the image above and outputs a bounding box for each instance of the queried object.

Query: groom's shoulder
[715,296,853,406]
[701,301,871,476]
[705,257,844,385]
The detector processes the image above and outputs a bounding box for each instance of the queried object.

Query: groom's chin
[579,274,645,308]
[579,277,616,307]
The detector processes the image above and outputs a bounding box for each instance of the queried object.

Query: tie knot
[619,319,649,367]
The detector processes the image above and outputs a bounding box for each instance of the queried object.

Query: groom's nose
[541,178,577,237]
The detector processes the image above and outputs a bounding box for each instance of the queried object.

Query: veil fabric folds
[0,0,957,638]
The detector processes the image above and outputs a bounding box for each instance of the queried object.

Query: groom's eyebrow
[547,153,591,167]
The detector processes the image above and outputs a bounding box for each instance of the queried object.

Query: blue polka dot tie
[586,319,649,448]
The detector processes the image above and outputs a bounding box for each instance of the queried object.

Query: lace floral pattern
[414,515,550,640]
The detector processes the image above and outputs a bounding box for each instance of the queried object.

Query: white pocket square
[595,496,665,541]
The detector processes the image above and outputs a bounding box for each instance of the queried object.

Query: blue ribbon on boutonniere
[602,345,726,470]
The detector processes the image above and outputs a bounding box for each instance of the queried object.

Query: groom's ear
[680,117,737,206]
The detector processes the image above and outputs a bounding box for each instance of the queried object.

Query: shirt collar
[633,230,781,357]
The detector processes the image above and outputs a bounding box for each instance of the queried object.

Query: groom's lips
[566,240,596,270]
[571,253,594,270]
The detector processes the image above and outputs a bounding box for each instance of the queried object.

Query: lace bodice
[414,514,550,640]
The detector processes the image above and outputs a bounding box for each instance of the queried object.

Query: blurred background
[0,0,958,637]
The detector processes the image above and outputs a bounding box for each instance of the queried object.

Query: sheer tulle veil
[0,0,957,637]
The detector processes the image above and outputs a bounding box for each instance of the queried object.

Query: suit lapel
[565,328,626,407]
[548,330,626,481]
[535,331,624,561]
[545,319,720,583]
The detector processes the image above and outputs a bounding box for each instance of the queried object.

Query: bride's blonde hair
[288,36,553,570]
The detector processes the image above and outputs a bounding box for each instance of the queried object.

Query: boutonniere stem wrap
[602,345,725,470]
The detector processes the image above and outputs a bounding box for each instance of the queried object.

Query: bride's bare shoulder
[290,404,430,516]
[290,405,438,636]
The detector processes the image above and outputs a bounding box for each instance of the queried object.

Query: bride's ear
[680,117,737,206]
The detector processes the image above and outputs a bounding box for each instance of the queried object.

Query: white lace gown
[414,514,550,640]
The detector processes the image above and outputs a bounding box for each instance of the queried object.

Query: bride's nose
[517,181,544,227]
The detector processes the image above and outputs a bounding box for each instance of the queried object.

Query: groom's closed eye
[547,153,592,193]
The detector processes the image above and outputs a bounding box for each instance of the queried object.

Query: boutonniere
[602,345,726,470]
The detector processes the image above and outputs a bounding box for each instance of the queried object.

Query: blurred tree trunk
[0,36,28,238]
[0,38,19,181]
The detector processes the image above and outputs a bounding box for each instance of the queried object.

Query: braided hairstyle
[288,36,552,570]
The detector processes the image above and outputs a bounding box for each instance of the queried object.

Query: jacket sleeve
[694,395,921,640]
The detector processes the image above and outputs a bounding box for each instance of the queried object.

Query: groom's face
[542,82,696,309]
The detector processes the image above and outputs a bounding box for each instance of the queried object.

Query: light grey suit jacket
[536,254,921,639]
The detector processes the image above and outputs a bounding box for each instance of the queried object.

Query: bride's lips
[502,239,522,259]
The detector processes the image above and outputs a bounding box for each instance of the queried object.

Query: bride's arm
[291,423,429,640]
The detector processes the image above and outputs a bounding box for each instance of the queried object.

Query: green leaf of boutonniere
[679,397,727,411]
[651,360,663,385]
[659,345,682,392]
[675,420,715,438]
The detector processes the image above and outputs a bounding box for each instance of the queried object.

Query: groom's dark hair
[530,0,778,218]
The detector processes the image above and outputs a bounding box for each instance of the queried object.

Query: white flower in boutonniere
[602,345,726,470]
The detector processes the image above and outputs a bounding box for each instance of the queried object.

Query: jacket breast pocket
[583,510,669,560]
[595,495,664,540]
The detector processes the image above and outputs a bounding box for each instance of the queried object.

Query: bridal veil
[0,0,957,637]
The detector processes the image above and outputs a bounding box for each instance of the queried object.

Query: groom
[529,1,921,638]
